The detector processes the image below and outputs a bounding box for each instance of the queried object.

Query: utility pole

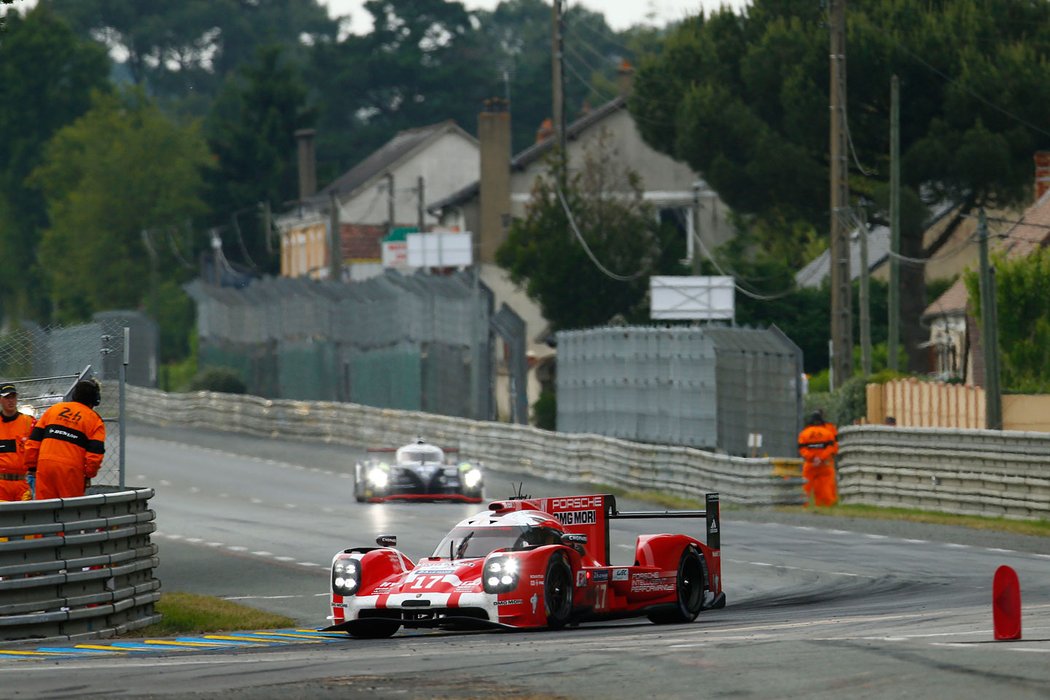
[386,172,395,236]
[977,210,1003,429]
[858,203,871,377]
[328,192,341,282]
[888,75,901,371]
[692,184,703,275]
[417,175,426,237]
[261,201,273,256]
[552,0,566,180]
[828,0,852,390]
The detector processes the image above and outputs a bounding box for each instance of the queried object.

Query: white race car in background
[353,438,484,503]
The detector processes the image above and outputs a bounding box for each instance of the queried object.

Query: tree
[31,89,211,325]
[308,0,496,177]
[496,133,688,330]
[204,45,314,274]
[0,5,110,322]
[475,0,631,154]
[966,247,1050,393]
[48,0,337,114]
[632,0,1050,372]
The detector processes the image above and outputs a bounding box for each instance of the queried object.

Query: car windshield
[432,526,528,559]
[397,446,443,464]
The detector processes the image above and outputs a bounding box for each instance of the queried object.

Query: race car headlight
[367,466,389,489]
[483,556,520,593]
[462,468,482,490]
[332,558,361,596]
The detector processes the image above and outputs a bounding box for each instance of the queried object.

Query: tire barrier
[125,386,805,507]
[0,487,160,642]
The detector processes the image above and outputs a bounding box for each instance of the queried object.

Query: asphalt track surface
[2,422,1049,699]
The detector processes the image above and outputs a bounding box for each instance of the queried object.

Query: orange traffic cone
[992,565,1022,640]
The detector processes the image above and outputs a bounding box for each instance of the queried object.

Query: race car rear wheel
[346,620,400,639]
[544,552,573,628]
[648,546,704,624]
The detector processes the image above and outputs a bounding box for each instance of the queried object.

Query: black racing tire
[544,552,574,628]
[346,620,400,639]
[648,546,705,624]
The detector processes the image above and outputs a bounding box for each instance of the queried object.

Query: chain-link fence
[186,270,495,419]
[556,325,804,457]
[0,313,155,488]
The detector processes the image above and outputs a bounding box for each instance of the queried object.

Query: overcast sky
[322,0,750,33]
[3,0,750,33]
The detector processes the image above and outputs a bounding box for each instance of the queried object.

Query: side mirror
[376,534,397,548]
[562,533,588,545]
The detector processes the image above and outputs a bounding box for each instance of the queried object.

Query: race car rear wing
[609,492,721,552]
[493,492,720,567]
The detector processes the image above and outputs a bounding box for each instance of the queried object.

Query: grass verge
[786,503,1050,538]
[132,592,297,637]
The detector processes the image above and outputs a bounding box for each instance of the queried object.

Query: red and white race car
[324,492,725,638]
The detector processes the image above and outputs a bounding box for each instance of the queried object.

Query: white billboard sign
[382,240,409,268]
[406,231,473,268]
[650,276,735,321]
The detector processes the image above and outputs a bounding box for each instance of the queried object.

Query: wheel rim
[680,552,703,613]
[546,561,571,619]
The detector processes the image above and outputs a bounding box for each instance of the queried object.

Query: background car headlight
[462,468,482,489]
[483,556,520,593]
[367,467,389,489]
[332,558,361,595]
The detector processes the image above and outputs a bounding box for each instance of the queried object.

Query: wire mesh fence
[0,315,146,489]
[186,270,495,419]
[556,325,804,457]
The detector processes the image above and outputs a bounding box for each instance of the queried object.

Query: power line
[681,208,799,301]
[889,38,1050,141]
[555,186,649,282]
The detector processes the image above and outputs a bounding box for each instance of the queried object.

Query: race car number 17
[405,573,460,590]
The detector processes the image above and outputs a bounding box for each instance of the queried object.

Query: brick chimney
[479,98,512,264]
[1035,151,1050,200]
[536,117,554,144]
[617,59,634,97]
[295,128,317,201]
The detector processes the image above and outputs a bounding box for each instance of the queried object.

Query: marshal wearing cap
[0,384,16,397]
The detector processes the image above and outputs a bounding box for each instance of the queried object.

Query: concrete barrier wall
[126,386,805,507]
[126,387,1050,521]
[837,424,1050,519]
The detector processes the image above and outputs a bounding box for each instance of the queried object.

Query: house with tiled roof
[277,121,479,281]
[429,94,735,267]
[923,189,1050,384]
[426,87,736,419]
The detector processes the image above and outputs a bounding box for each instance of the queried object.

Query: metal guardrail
[125,386,805,506]
[838,425,1050,519]
[0,488,160,642]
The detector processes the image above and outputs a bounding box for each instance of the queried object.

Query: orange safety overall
[0,411,35,501]
[797,422,839,507]
[24,400,106,500]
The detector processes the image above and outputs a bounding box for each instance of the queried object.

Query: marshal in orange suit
[25,379,106,500]
[0,383,35,501]
[797,410,839,507]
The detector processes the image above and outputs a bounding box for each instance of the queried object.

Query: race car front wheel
[346,620,400,639]
[648,546,704,624]
[544,552,573,628]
